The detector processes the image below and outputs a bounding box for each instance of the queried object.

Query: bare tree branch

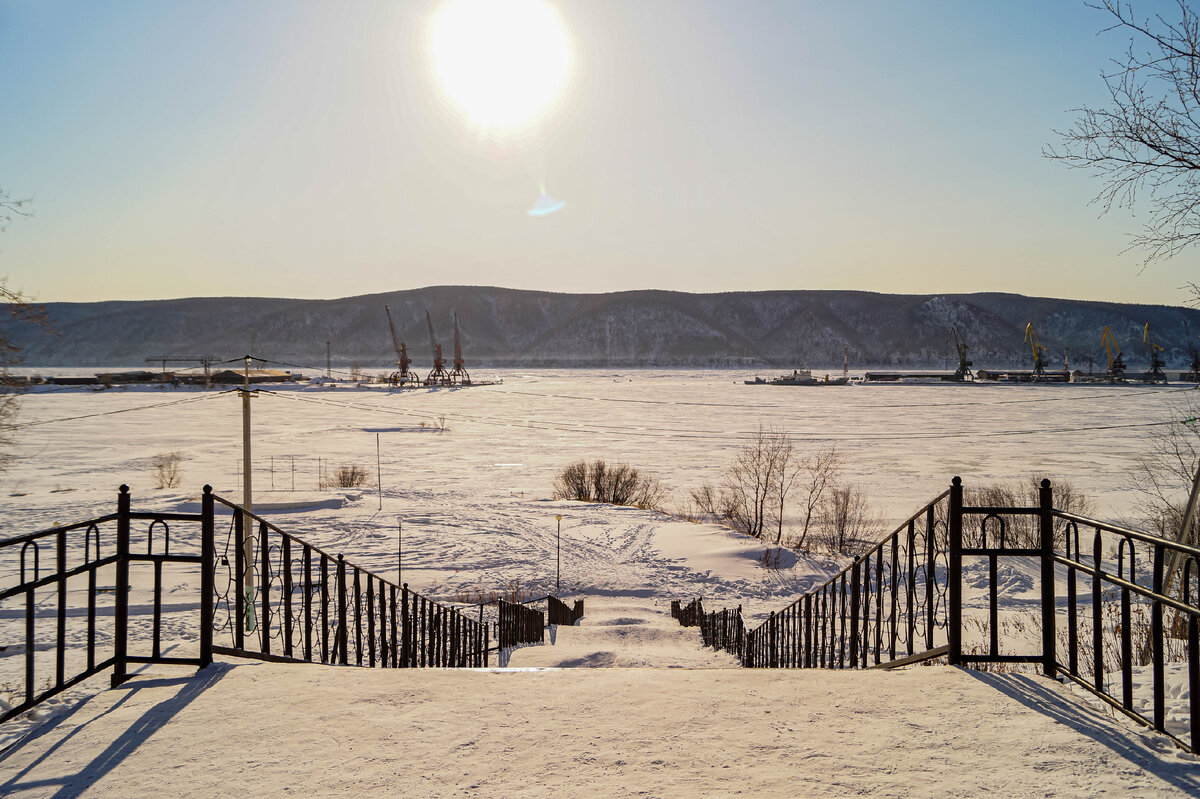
[1047,1,1200,264]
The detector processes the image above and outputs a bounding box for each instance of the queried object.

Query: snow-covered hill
[11,286,1200,370]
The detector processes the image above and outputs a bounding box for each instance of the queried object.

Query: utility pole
[556,514,562,593]
[376,433,383,511]
[241,356,255,632]
[326,341,331,379]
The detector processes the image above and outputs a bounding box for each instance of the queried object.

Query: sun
[431,0,570,129]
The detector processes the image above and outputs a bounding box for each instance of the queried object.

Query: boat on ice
[744,368,848,386]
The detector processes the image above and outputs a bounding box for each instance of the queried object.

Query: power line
[257,387,1200,443]
[489,383,1196,412]
[11,391,231,429]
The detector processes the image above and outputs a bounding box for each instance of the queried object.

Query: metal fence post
[111,485,131,687]
[337,555,348,665]
[849,556,861,668]
[948,476,963,667]
[199,485,214,668]
[1039,478,1056,679]
[401,584,411,667]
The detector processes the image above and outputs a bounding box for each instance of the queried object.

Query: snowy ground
[2,371,1199,792]
[1,597,1198,798]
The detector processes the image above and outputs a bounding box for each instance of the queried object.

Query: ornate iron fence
[2,484,578,724]
[710,488,951,670]
[674,476,1200,753]
[209,494,487,668]
[0,485,211,723]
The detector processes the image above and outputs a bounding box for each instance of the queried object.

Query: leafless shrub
[151,451,183,489]
[759,547,785,570]
[552,459,665,510]
[695,429,845,548]
[553,460,591,502]
[812,483,881,555]
[324,463,368,489]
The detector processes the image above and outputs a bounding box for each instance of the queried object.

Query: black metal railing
[2,484,578,724]
[732,488,950,670]
[673,476,1200,753]
[498,599,544,649]
[547,595,584,626]
[209,494,488,668]
[0,485,211,724]
[670,598,702,627]
[698,604,746,661]
[1048,508,1200,752]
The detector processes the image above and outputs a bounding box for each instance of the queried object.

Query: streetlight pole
[241,355,255,633]
[555,514,562,593]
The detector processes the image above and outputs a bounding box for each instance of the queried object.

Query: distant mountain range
[9,286,1200,372]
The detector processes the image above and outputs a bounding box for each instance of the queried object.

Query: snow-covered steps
[3,661,1196,797]
[505,596,747,669]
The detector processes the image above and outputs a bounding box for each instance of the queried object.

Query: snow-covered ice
[2,371,1199,794]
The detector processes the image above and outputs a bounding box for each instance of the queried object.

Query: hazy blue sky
[1,0,1196,304]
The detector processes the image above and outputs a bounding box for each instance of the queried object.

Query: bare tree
[1047,1,1200,265]
[766,432,800,544]
[0,187,48,471]
[0,190,29,233]
[1125,396,1200,549]
[721,425,783,538]
[792,448,841,550]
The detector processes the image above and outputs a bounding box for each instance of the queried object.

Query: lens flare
[528,191,566,216]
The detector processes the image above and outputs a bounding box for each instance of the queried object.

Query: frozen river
[4,369,1194,524]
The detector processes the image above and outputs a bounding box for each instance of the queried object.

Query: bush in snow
[552,459,666,510]
[151,451,183,489]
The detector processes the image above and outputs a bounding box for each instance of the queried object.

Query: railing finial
[119,484,129,494]
[203,484,212,494]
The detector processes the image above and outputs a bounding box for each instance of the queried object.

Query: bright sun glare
[431,0,570,129]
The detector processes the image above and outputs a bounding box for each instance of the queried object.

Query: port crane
[447,313,471,385]
[1100,326,1127,382]
[383,306,418,386]
[947,324,974,381]
[1024,322,1048,379]
[1142,323,1168,383]
[144,355,216,384]
[424,310,450,386]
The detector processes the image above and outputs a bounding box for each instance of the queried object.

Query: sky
[0,0,1197,306]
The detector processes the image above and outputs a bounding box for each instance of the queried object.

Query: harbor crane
[383,305,418,386]
[424,310,450,386]
[947,324,974,381]
[1024,322,1048,379]
[447,313,471,385]
[1100,326,1127,382]
[144,355,216,384]
[1142,323,1168,383]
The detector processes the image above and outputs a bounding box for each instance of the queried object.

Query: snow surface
[2,371,1199,793]
[2,598,1198,798]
